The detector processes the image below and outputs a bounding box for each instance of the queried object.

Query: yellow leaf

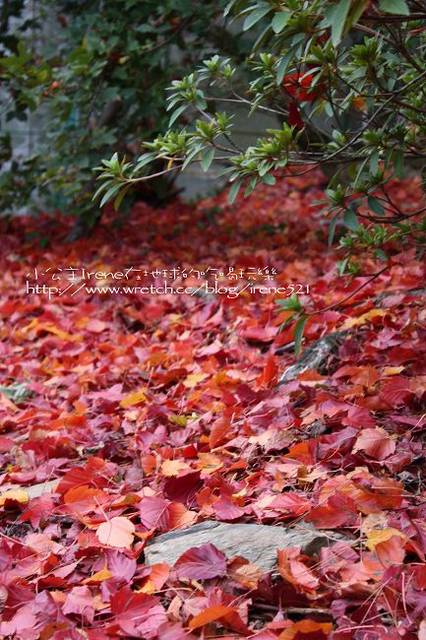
[183,372,208,388]
[160,459,190,477]
[120,388,147,408]
[213,371,235,386]
[41,322,81,342]
[83,568,113,584]
[382,366,405,376]
[169,414,188,427]
[342,309,386,329]
[0,488,29,507]
[366,527,406,551]
[138,578,156,594]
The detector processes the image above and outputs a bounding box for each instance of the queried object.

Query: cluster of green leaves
[96,0,426,246]
[0,0,244,224]
[276,293,307,355]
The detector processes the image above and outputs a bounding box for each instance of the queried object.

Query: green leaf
[375,248,388,261]
[350,0,372,24]
[279,315,295,333]
[393,149,405,178]
[243,6,271,31]
[343,207,360,230]
[92,181,109,202]
[99,184,121,208]
[133,153,156,173]
[182,144,204,170]
[0,383,31,402]
[276,293,302,311]
[337,257,349,276]
[271,11,291,34]
[253,23,274,49]
[108,152,120,171]
[276,48,295,84]
[328,213,339,246]
[379,0,409,15]
[326,0,352,46]
[168,104,188,127]
[261,173,276,185]
[224,0,238,17]
[113,184,132,211]
[228,180,242,204]
[369,150,379,175]
[367,196,385,215]
[244,177,258,196]
[293,315,307,356]
[200,148,215,172]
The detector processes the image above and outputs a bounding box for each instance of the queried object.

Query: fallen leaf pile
[0,170,425,639]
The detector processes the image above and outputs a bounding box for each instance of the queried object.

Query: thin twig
[307,265,389,316]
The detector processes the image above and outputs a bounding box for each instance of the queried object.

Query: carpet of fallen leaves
[0,170,425,640]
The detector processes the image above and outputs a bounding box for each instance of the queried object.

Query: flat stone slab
[26,480,58,499]
[144,520,346,572]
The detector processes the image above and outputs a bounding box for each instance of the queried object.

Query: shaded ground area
[0,171,425,639]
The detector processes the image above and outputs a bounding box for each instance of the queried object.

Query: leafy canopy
[0,0,242,221]
[96,0,426,243]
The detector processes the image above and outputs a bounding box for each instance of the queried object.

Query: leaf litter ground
[0,170,425,639]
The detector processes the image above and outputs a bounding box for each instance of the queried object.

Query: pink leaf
[96,516,135,549]
[353,427,396,460]
[139,496,171,530]
[111,587,166,639]
[157,622,197,640]
[62,586,95,623]
[174,543,227,580]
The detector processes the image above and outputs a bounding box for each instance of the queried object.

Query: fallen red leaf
[174,543,227,579]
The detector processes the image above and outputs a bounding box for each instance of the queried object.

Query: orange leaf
[111,493,141,508]
[278,549,319,592]
[96,516,135,549]
[256,354,278,388]
[25,320,82,342]
[352,95,366,111]
[188,605,235,630]
[64,485,107,514]
[279,620,333,639]
[197,452,224,474]
[209,419,231,449]
[375,535,406,567]
[138,563,169,594]
[168,502,197,529]
[228,557,264,589]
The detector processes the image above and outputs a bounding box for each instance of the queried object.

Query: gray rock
[279,331,348,384]
[144,520,346,572]
[26,479,58,499]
